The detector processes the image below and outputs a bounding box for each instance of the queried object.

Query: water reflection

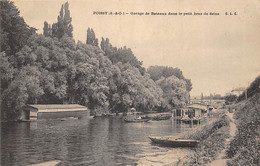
[1,117,199,166]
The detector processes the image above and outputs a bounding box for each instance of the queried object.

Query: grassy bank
[226,92,260,166]
[175,111,230,165]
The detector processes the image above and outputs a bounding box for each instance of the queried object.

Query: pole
[245,82,249,100]
[245,88,247,100]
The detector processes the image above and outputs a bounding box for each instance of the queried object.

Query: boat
[17,119,37,122]
[30,160,61,166]
[124,118,150,123]
[152,116,171,121]
[149,136,200,147]
[60,117,79,121]
[108,113,117,116]
[181,116,201,123]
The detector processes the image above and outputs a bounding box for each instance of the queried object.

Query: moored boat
[108,113,117,116]
[152,116,171,121]
[124,118,150,123]
[60,117,79,121]
[30,160,61,166]
[149,136,200,147]
[181,116,201,123]
[17,118,37,122]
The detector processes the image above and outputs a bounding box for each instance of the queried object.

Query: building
[171,103,208,119]
[21,104,89,120]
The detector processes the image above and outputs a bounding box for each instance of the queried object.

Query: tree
[63,2,73,37]
[0,1,36,55]
[237,75,260,102]
[184,79,192,91]
[224,95,237,104]
[43,21,52,37]
[100,38,145,75]
[0,52,14,91]
[147,66,192,104]
[100,37,107,51]
[111,64,164,112]
[147,66,185,81]
[2,65,44,119]
[52,2,73,38]
[86,28,98,47]
[156,75,187,107]
[100,37,117,63]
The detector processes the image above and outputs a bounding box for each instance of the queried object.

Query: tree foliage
[43,2,73,38]
[100,37,145,75]
[147,66,192,91]
[156,76,188,108]
[224,94,237,104]
[1,1,192,120]
[237,75,260,102]
[112,63,164,112]
[86,28,98,47]
[0,1,36,55]
[43,21,52,37]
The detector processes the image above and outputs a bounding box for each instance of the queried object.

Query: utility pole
[245,82,249,100]
[245,88,247,100]
[188,92,190,104]
[210,93,212,105]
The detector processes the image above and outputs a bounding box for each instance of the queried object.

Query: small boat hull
[124,118,150,123]
[181,117,201,124]
[152,116,171,121]
[60,117,79,121]
[30,160,61,166]
[149,136,200,147]
[17,119,36,122]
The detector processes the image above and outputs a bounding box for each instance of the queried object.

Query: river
[1,116,199,166]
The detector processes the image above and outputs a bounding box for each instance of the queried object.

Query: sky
[14,0,260,97]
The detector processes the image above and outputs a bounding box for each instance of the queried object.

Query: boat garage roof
[27,104,88,112]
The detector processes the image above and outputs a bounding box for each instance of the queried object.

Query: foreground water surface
[1,116,199,166]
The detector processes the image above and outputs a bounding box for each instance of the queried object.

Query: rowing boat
[149,136,200,147]
[124,118,150,123]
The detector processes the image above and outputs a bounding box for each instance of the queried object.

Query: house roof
[27,104,88,112]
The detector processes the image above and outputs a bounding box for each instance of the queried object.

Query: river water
[1,116,199,166]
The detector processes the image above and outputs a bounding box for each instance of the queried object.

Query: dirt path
[207,112,237,166]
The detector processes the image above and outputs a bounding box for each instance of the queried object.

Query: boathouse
[172,108,200,119]
[172,103,208,119]
[22,104,89,120]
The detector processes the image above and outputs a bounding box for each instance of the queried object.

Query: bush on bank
[180,111,229,140]
[176,113,230,165]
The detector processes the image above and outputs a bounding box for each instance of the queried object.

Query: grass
[179,110,229,140]
[174,111,230,166]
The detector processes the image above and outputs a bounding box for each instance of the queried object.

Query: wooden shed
[23,104,89,120]
[171,104,208,119]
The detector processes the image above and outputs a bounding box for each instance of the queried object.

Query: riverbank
[226,92,260,166]
[174,110,231,165]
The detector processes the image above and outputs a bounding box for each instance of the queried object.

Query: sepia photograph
[1,0,260,165]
